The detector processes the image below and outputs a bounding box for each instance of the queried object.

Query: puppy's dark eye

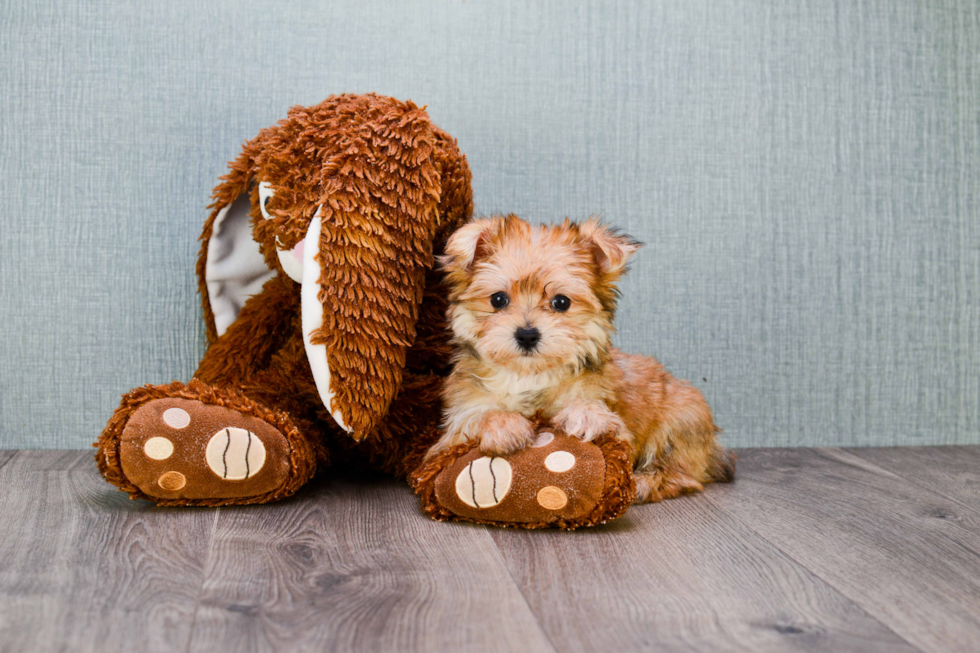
[551,294,571,312]
[490,292,509,309]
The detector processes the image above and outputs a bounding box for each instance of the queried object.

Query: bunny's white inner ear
[205,192,275,336]
[301,213,352,434]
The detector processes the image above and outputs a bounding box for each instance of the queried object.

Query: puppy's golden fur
[429,214,734,503]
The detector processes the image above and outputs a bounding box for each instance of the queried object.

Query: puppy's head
[440,214,641,374]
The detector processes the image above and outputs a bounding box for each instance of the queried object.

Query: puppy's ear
[580,217,642,276]
[439,216,506,273]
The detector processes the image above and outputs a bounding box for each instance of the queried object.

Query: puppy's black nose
[514,326,541,351]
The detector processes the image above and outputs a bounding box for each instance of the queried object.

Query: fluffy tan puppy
[430,214,735,503]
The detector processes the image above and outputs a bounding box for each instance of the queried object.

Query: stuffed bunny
[96,94,472,505]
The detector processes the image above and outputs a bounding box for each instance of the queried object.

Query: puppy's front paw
[553,402,627,442]
[478,411,536,456]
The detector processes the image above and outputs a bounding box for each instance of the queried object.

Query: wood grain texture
[0,451,215,653]
[490,488,915,653]
[846,446,980,515]
[708,448,980,653]
[0,450,16,471]
[186,476,554,653]
[5,447,980,652]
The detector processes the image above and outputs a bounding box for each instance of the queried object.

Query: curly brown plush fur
[96,94,472,505]
[195,94,471,441]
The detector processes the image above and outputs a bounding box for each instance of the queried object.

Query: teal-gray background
[2,0,977,449]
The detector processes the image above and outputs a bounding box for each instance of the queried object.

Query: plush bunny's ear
[299,97,444,441]
[196,150,274,343]
[202,192,275,338]
[193,95,470,442]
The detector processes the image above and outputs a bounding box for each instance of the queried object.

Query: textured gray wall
[1,0,978,449]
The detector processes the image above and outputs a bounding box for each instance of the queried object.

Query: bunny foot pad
[412,430,636,530]
[95,381,316,506]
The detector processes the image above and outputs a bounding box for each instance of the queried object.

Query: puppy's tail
[706,443,737,484]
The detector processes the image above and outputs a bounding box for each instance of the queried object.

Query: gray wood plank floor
[1,446,978,653]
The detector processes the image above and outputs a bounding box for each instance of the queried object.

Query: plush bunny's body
[97,94,472,505]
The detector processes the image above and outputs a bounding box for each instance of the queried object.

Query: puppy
[428,214,735,504]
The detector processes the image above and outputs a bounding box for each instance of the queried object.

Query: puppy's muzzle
[514,326,541,352]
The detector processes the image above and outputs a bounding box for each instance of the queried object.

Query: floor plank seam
[0,450,20,473]
[183,506,222,653]
[484,528,560,653]
[845,448,980,521]
[701,488,929,653]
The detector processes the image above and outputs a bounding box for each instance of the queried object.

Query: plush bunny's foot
[95,380,317,506]
[411,428,636,530]
[118,398,292,501]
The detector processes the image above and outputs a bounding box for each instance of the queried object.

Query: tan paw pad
[455,457,513,508]
[205,428,266,480]
[532,431,554,448]
[143,437,174,460]
[536,486,568,510]
[158,471,186,491]
[162,407,191,429]
[544,450,575,472]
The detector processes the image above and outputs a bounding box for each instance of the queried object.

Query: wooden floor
[1,447,979,653]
